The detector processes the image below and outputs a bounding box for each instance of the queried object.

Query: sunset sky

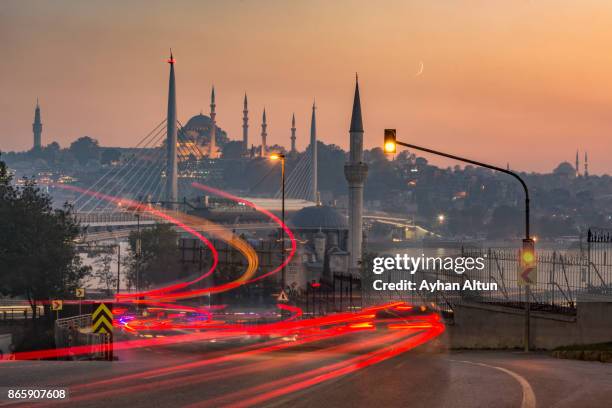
[2,0,612,173]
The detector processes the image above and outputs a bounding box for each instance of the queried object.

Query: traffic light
[518,238,537,285]
[384,129,397,154]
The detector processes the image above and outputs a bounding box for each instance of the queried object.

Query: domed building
[286,204,350,290]
[181,113,229,152]
[553,161,576,179]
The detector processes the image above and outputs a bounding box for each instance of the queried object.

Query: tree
[94,248,118,295]
[69,136,100,165]
[100,148,121,165]
[125,223,182,289]
[487,205,522,239]
[0,158,90,317]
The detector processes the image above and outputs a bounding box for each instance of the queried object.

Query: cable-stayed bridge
[65,53,319,243]
[68,115,318,242]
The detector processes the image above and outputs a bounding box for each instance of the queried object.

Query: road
[1,328,612,408]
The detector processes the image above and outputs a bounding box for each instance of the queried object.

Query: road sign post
[92,303,113,361]
[75,288,85,316]
[277,290,289,303]
[51,299,63,320]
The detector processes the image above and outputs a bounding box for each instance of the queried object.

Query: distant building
[344,76,368,274]
[553,161,576,179]
[180,112,229,156]
[287,204,349,289]
[32,99,42,150]
[575,149,580,177]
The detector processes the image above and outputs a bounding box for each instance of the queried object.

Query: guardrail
[0,305,44,321]
[54,314,111,360]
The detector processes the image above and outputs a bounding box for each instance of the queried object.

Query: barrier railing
[54,314,111,360]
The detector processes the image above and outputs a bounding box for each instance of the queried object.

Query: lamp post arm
[395,141,530,239]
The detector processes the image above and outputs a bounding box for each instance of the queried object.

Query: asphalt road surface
[1,331,611,408]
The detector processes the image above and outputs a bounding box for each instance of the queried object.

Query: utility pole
[135,213,141,310]
[116,243,121,294]
[270,153,286,290]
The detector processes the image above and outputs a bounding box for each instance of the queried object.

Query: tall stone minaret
[575,149,580,177]
[242,93,249,154]
[209,86,218,158]
[344,76,368,272]
[310,102,318,202]
[32,99,42,150]
[165,52,178,209]
[585,151,589,177]
[260,109,267,158]
[290,113,297,155]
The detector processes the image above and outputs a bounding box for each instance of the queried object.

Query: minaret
[344,76,368,272]
[242,93,249,154]
[165,51,178,209]
[575,149,580,177]
[32,99,42,150]
[290,113,297,154]
[310,102,318,202]
[209,86,217,158]
[260,109,267,158]
[585,151,589,177]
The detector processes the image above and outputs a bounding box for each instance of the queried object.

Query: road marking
[450,359,536,408]
[143,369,189,379]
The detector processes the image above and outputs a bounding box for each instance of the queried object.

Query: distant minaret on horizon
[242,93,249,154]
[310,102,318,202]
[260,109,267,158]
[585,151,589,177]
[575,149,580,177]
[209,86,218,158]
[344,75,368,272]
[290,113,297,155]
[32,99,42,150]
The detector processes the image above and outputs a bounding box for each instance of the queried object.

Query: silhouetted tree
[0,158,90,317]
[69,136,100,165]
[125,223,181,288]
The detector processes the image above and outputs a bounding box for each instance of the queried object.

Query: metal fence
[54,314,111,360]
[363,229,612,315]
[0,305,44,321]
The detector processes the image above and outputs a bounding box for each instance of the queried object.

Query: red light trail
[36,184,447,408]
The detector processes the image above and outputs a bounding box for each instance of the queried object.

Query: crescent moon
[415,61,424,77]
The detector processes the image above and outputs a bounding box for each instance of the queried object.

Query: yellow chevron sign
[92,303,113,334]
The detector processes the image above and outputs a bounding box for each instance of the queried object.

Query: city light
[383,129,397,154]
[437,214,445,223]
[270,152,285,161]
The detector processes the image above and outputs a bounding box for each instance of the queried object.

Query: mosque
[179,87,227,159]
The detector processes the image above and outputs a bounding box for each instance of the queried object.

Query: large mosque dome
[553,161,576,177]
[185,114,213,130]
[290,205,348,230]
[182,113,229,147]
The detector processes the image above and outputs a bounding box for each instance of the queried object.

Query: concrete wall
[448,301,612,350]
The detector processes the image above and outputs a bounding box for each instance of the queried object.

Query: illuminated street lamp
[437,214,445,224]
[384,129,397,154]
[384,129,534,351]
[270,153,286,289]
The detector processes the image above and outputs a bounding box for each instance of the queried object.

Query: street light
[270,153,286,290]
[437,214,445,224]
[384,129,534,351]
[384,129,397,154]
